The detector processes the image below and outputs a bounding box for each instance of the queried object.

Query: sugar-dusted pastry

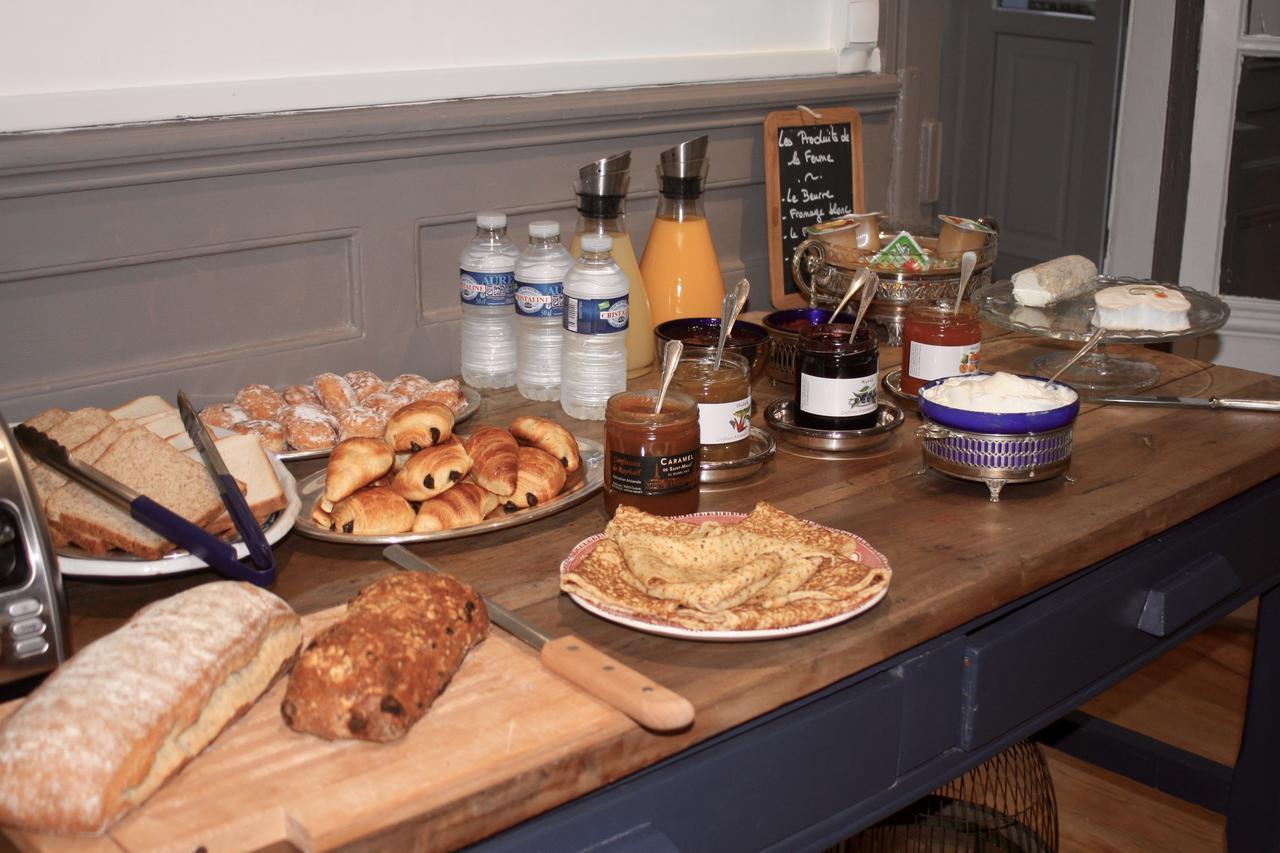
[344,369,385,402]
[282,383,321,406]
[231,418,287,453]
[362,391,411,419]
[386,373,434,401]
[416,378,466,412]
[199,402,249,431]
[1092,283,1191,332]
[324,437,395,510]
[392,442,473,502]
[313,372,359,415]
[509,415,580,472]
[336,405,388,442]
[412,482,500,533]
[385,401,455,452]
[463,426,519,497]
[328,487,414,535]
[234,384,287,421]
[502,446,568,512]
[279,403,339,451]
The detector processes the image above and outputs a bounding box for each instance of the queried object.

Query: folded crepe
[561,502,891,632]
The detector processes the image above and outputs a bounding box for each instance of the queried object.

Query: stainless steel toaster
[0,417,69,685]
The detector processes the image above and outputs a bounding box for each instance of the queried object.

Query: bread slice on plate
[22,407,116,501]
[45,419,138,554]
[48,427,225,560]
[190,434,287,532]
[109,395,175,421]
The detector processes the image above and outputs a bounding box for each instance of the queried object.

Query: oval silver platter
[699,427,776,483]
[293,436,603,544]
[765,399,904,453]
[275,386,481,462]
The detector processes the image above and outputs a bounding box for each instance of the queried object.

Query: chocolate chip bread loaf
[281,572,489,742]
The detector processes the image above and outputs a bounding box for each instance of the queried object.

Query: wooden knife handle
[540,635,695,732]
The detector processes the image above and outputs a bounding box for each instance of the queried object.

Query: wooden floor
[1046,602,1256,852]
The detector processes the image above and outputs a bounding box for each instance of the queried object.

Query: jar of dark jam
[604,389,701,517]
[795,324,879,430]
[899,301,982,396]
[670,352,752,463]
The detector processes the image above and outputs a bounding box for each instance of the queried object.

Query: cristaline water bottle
[561,234,629,421]
[460,212,519,389]
[515,220,573,401]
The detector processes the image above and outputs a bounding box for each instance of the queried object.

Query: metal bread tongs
[13,424,272,585]
[383,546,695,733]
[177,390,276,584]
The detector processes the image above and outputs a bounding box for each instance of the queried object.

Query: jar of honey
[670,352,752,463]
[603,389,701,517]
[795,324,879,430]
[899,301,982,396]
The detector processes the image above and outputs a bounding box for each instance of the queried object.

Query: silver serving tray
[765,400,904,453]
[699,427,776,483]
[293,436,603,544]
[275,386,481,461]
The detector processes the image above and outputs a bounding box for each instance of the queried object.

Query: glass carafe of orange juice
[571,152,655,379]
[640,135,726,326]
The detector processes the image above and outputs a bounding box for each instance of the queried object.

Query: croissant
[509,415,580,473]
[328,487,415,535]
[385,401,455,452]
[392,442,473,502]
[502,446,568,513]
[322,437,395,511]
[463,427,519,496]
[411,482,500,533]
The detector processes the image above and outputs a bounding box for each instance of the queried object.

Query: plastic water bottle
[561,234,629,420]
[460,212,519,388]
[515,221,573,401]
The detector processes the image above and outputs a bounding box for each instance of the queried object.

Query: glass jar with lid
[795,324,879,430]
[670,352,752,462]
[899,301,982,396]
[603,389,701,517]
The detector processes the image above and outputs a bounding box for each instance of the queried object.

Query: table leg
[1228,587,1280,851]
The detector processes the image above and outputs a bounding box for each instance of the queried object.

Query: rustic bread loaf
[0,582,301,834]
[281,573,488,742]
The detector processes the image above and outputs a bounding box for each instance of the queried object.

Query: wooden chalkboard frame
[764,108,866,308]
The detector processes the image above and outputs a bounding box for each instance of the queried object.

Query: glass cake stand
[973,275,1230,392]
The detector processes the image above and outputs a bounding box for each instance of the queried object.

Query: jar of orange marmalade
[603,389,700,517]
[900,301,982,396]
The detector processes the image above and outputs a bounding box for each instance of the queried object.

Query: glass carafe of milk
[571,152,655,379]
[639,135,726,326]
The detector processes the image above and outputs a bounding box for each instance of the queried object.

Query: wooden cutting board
[0,605,636,852]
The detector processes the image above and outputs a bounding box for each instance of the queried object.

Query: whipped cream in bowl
[919,371,1079,433]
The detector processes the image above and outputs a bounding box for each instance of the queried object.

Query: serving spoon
[1045,327,1106,386]
[848,267,879,342]
[712,278,752,370]
[654,339,683,414]
[829,267,872,322]
[952,250,977,315]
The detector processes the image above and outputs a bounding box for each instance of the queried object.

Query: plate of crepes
[197,370,479,461]
[19,398,301,578]
[294,407,603,543]
[560,503,891,641]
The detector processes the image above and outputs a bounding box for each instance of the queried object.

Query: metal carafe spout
[576,151,632,198]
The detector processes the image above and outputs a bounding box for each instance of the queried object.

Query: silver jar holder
[916,420,1073,502]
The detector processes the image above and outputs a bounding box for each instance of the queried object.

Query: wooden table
[16,328,1280,851]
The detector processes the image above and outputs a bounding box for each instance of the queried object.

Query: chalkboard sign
[763,108,866,308]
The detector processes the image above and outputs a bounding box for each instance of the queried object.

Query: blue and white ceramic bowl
[918,373,1080,434]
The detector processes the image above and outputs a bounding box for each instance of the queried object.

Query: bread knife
[383,545,695,732]
[177,389,276,574]
[13,424,272,585]
[1097,395,1280,412]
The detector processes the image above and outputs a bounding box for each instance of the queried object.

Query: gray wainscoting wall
[0,55,940,418]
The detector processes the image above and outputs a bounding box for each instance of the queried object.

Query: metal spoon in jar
[952,250,977,316]
[829,267,870,322]
[848,267,879,342]
[712,278,752,371]
[1046,327,1107,386]
[654,339,684,414]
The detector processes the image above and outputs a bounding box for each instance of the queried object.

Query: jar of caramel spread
[603,389,701,517]
[670,352,752,463]
[795,323,879,430]
[899,301,982,396]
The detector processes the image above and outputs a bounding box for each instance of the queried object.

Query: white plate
[275,386,481,461]
[292,436,604,545]
[560,511,891,642]
[56,454,301,578]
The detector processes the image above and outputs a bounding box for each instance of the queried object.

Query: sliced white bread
[141,412,186,440]
[187,434,286,532]
[109,395,175,421]
[168,432,195,452]
[48,427,225,560]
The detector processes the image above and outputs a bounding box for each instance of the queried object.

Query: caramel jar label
[608,450,698,496]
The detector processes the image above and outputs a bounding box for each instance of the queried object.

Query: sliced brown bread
[23,408,70,433]
[49,427,226,559]
[45,419,140,553]
[23,408,116,502]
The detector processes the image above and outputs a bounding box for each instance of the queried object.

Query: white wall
[0,0,880,133]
